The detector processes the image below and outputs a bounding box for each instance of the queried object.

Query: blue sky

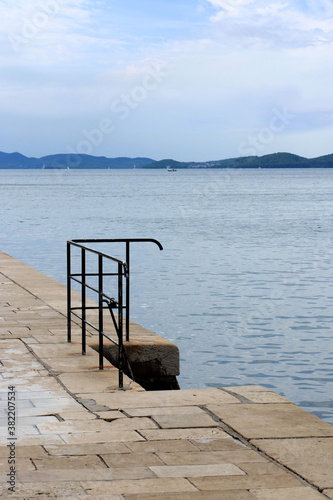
[1,0,333,161]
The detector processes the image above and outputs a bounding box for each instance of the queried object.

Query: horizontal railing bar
[69,278,116,298]
[71,238,163,251]
[70,273,119,278]
[71,305,126,311]
[70,306,109,311]
[68,241,128,270]
[70,306,126,312]
[69,278,124,303]
[71,312,103,334]
[71,279,104,296]
[70,311,119,346]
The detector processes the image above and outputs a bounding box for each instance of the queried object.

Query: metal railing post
[126,241,130,341]
[81,248,86,355]
[118,262,124,389]
[98,254,104,370]
[67,242,71,343]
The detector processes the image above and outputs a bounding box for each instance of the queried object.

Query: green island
[1,151,333,169]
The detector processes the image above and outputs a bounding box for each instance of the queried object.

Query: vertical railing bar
[81,248,86,355]
[126,241,130,342]
[98,254,104,370]
[118,262,124,389]
[67,242,72,343]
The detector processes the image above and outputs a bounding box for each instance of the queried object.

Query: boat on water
[167,166,177,172]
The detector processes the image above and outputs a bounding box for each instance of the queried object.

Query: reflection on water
[1,168,333,423]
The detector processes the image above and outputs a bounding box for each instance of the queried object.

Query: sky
[1,0,333,162]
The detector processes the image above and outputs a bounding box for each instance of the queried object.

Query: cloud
[207,0,253,20]
[0,0,93,36]
[205,0,333,48]
[0,0,105,65]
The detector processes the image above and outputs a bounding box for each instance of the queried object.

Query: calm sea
[1,168,333,423]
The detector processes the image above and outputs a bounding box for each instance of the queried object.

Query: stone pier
[1,250,333,499]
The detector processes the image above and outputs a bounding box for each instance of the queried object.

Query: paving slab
[61,430,145,444]
[36,419,118,434]
[125,492,256,500]
[156,449,268,466]
[44,442,131,456]
[101,416,159,430]
[101,452,164,468]
[33,455,106,470]
[125,439,199,454]
[76,387,240,409]
[238,461,291,475]
[207,402,333,438]
[149,463,246,478]
[42,355,115,373]
[152,412,218,429]
[189,472,306,490]
[250,487,325,499]
[30,343,88,359]
[0,481,87,498]
[94,410,127,420]
[81,478,197,495]
[18,466,155,482]
[56,410,98,421]
[0,457,35,472]
[251,437,333,489]
[0,445,47,459]
[118,405,211,417]
[139,427,230,441]
[58,371,134,394]
[188,438,256,452]
[10,435,67,446]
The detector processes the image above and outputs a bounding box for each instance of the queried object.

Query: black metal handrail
[67,238,163,388]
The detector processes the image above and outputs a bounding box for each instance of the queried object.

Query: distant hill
[144,153,330,169]
[0,151,41,169]
[0,152,155,169]
[143,159,192,170]
[1,151,333,169]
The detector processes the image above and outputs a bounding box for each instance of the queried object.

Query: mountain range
[144,153,333,169]
[1,151,333,169]
[0,152,154,169]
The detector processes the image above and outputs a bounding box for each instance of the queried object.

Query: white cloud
[256,3,288,16]
[205,0,333,47]
[0,0,92,35]
[0,0,103,65]
[208,0,253,20]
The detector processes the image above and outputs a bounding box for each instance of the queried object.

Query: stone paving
[1,250,333,499]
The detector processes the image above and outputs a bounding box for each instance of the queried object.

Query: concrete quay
[1,250,333,499]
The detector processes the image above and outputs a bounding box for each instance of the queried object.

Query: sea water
[1,167,333,423]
